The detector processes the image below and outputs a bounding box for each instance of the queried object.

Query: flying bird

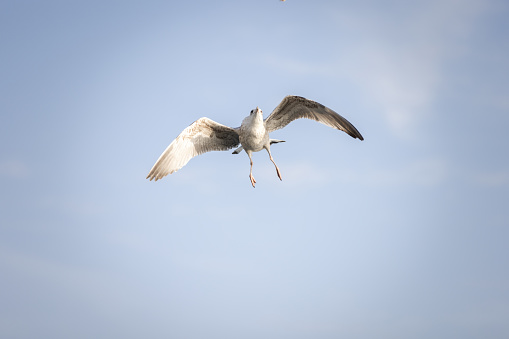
[146,95,363,187]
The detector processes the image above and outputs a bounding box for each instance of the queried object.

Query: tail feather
[232,146,243,154]
[232,140,285,155]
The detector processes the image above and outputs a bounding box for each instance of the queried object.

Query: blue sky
[1,0,508,338]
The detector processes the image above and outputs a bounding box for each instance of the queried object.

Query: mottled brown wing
[146,117,240,181]
[264,96,364,140]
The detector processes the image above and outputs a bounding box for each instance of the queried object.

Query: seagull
[146,95,363,187]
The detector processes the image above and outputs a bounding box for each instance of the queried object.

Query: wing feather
[264,96,364,140]
[146,117,240,181]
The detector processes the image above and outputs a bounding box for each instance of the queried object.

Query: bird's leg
[248,151,256,188]
[266,148,282,181]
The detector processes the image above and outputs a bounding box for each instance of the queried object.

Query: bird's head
[249,106,263,117]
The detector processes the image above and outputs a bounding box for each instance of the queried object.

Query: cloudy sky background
[1,0,508,338]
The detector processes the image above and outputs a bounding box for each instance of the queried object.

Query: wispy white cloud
[263,1,489,139]
[279,157,449,189]
[334,1,487,138]
[354,157,449,188]
[272,160,332,189]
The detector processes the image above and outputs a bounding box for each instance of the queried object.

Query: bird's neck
[242,113,263,129]
[252,113,263,126]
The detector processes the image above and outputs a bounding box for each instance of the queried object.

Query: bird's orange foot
[276,166,282,181]
[249,174,256,188]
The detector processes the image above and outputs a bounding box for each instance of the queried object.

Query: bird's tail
[232,140,285,155]
[232,146,243,154]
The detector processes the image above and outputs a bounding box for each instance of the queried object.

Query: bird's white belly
[240,130,267,152]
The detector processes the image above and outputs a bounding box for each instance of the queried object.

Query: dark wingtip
[347,129,363,141]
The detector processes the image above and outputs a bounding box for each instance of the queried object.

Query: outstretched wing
[146,117,240,181]
[264,95,364,140]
